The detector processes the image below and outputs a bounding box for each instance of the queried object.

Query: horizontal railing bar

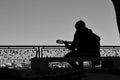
[0,47,39,50]
[0,45,119,47]
[0,45,65,47]
[31,57,120,62]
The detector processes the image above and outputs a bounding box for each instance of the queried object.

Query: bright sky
[0,0,119,45]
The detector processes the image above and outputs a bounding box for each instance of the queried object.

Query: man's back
[73,27,100,57]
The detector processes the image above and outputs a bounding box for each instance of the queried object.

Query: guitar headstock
[56,40,64,44]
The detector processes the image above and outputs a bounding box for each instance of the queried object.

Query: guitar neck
[64,41,72,44]
[56,40,72,44]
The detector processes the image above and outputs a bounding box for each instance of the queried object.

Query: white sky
[0,0,119,45]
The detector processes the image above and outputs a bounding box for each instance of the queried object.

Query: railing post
[39,46,42,58]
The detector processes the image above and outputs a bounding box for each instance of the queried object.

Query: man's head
[75,20,86,30]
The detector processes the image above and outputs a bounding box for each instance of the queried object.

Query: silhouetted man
[64,20,101,69]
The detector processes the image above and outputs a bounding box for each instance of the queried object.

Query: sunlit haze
[0,0,119,45]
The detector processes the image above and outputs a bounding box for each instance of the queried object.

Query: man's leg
[65,52,83,69]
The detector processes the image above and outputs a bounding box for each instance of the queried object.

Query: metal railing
[0,45,120,69]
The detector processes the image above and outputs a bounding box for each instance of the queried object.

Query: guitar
[56,39,75,51]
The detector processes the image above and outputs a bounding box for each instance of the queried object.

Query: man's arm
[56,39,76,51]
[64,40,76,51]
